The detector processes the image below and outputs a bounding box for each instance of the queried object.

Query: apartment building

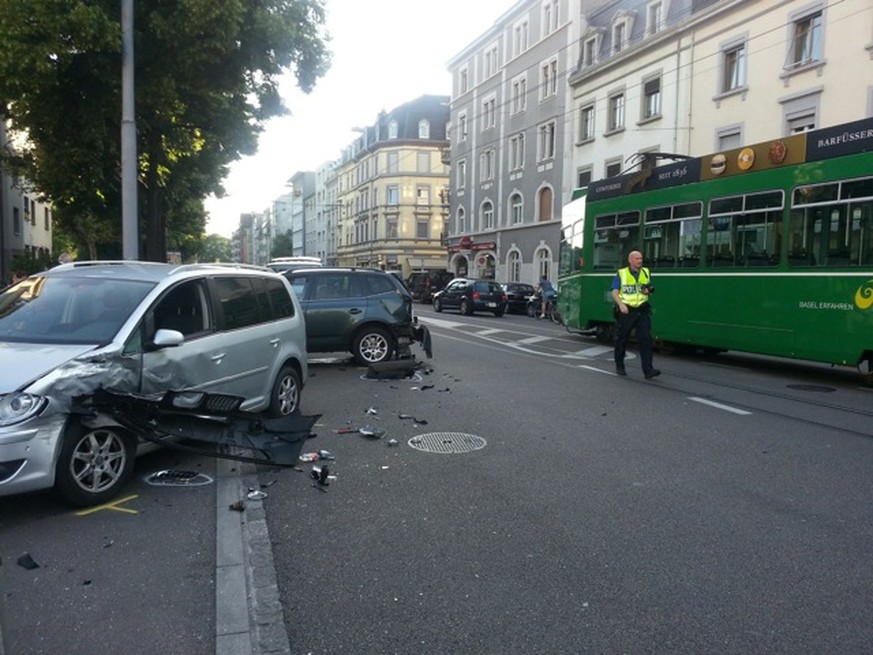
[334,94,450,276]
[446,0,583,284]
[567,0,873,193]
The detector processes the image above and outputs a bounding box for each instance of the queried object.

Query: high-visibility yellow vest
[617,267,651,308]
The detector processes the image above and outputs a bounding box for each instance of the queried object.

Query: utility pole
[121,0,138,259]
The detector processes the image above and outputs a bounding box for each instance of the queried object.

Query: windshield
[0,276,155,344]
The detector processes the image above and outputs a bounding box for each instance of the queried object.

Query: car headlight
[0,393,46,426]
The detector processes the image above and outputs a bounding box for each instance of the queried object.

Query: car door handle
[211,353,225,363]
[270,338,281,347]
[348,308,362,315]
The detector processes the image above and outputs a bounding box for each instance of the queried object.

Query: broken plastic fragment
[359,426,386,439]
[17,553,39,570]
[387,439,399,447]
[246,490,267,501]
[366,407,378,415]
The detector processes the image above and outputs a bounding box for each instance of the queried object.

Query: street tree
[0,0,330,261]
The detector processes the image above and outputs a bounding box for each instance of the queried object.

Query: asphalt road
[262,307,873,655]
[3,308,873,654]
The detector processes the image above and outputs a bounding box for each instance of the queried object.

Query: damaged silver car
[0,261,308,506]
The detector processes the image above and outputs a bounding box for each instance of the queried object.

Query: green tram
[557,116,873,375]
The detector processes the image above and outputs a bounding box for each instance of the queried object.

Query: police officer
[611,250,660,379]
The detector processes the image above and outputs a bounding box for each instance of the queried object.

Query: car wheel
[353,326,394,365]
[493,308,505,317]
[54,422,136,507]
[433,297,443,312]
[460,299,473,315]
[269,365,301,416]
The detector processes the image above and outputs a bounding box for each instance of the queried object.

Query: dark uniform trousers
[614,302,655,375]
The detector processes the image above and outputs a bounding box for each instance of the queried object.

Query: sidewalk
[216,459,290,655]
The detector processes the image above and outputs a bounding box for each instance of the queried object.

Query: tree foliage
[271,230,294,259]
[0,0,330,260]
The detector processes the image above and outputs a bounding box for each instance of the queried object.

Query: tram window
[706,217,736,267]
[643,202,702,268]
[791,177,873,267]
[793,183,838,206]
[592,211,640,270]
[841,177,873,201]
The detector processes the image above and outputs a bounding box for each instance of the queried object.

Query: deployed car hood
[0,341,100,393]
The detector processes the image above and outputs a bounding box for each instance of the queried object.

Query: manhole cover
[145,469,213,487]
[787,384,836,393]
[408,432,486,454]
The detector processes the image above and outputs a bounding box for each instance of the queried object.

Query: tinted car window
[312,274,352,299]
[362,272,398,296]
[213,277,260,330]
[473,281,502,293]
[252,276,295,320]
[154,279,211,338]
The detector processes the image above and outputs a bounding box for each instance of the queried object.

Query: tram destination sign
[806,116,873,162]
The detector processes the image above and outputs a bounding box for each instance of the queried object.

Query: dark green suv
[283,268,429,365]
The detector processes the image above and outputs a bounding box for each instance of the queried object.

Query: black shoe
[644,369,661,380]
[615,365,626,376]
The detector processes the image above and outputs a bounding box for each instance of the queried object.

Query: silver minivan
[0,261,308,505]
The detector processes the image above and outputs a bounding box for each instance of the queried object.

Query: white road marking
[688,396,751,415]
[516,335,551,344]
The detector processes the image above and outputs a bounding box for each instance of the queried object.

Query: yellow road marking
[74,494,139,516]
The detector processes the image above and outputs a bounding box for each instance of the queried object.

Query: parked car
[283,268,429,365]
[0,261,308,506]
[433,278,507,316]
[406,270,453,303]
[265,256,324,273]
[501,282,536,314]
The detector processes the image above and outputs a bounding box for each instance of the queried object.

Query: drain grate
[408,432,486,454]
[145,469,214,487]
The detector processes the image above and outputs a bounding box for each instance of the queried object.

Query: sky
[203,0,513,237]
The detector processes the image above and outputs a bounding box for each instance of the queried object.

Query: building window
[508,251,521,282]
[579,104,595,142]
[509,132,525,171]
[787,112,816,133]
[416,186,430,205]
[387,152,399,173]
[44,207,50,230]
[457,159,467,189]
[642,77,661,120]
[788,10,823,69]
[647,1,663,35]
[605,159,622,177]
[511,76,527,114]
[538,187,553,221]
[583,35,599,67]
[608,92,625,132]
[480,149,495,182]
[459,67,469,94]
[576,167,592,188]
[386,218,398,239]
[418,119,430,139]
[13,207,20,235]
[484,44,498,79]
[388,120,398,139]
[536,248,551,278]
[510,193,523,224]
[482,97,497,129]
[717,126,742,150]
[456,207,466,234]
[538,121,556,161]
[416,220,430,239]
[541,59,558,99]
[458,113,468,141]
[514,19,529,56]
[482,201,495,230]
[542,0,559,37]
[722,43,746,92]
[386,185,399,205]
